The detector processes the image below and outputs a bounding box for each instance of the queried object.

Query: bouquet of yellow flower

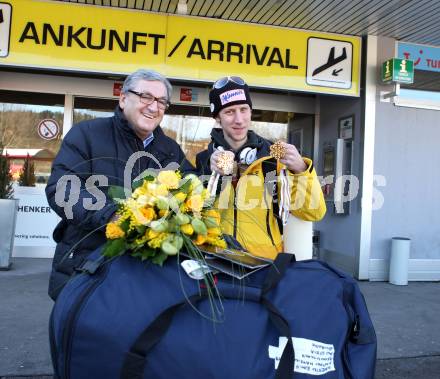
[103,170,226,266]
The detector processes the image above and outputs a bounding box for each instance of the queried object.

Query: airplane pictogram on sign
[306,37,353,89]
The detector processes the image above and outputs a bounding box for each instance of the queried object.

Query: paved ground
[0,258,439,378]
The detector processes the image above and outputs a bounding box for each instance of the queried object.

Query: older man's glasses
[212,76,246,89]
[128,90,170,110]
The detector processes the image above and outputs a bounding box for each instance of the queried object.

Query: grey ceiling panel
[159,0,171,12]
[305,0,349,31]
[228,0,253,20]
[199,0,216,16]
[296,0,342,30]
[351,0,416,35]
[292,0,331,28]
[260,0,291,25]
[249,0,283,23]
[204,1,224,17]
[264,1,297,25]
[134,0,144,9]
[278,1,312,26]
[333,0,392,34]
[240,0,271,22]
[150,0,160,12]
[387,5,440,39]
[367,1,429,35]
[54,0,440,46]
[211,0,230,17]
[138,0,152,10]
[377,2,438,36]
[349,0,421,35]
[219,0,243,19]
[191,0,205,15]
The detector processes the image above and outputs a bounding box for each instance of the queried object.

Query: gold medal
[217,151,234,175]
[270,141,286,160]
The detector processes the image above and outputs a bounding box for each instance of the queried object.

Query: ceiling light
[177,0,188,15]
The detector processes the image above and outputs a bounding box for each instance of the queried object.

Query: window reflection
[0,95,64,186]
[161,112,288,165]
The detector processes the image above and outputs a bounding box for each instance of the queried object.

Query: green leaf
[151,251,168,266]
[133,170,156,189]
[108,185,127,201]
[119,219,130,233]
[136,225,147,235]
[178,177,192,193]
[102,239,126,258]
[131,246,156,261]
[131,179,143,191]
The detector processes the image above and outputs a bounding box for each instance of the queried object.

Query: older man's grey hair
[121,69,172,101]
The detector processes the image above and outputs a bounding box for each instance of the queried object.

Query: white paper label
[268,337,336,376]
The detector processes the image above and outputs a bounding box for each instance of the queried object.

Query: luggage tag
[181,260,213,280]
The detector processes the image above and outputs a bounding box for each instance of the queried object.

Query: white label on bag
[268,337,336,375]
[180,259,212,280]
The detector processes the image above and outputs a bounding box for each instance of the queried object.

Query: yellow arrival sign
[0,0,361,96]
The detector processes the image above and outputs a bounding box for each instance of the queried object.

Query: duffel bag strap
[261,296,295,379]
[120,292,294,379]
[262,253,295,295]
[120,293,201,379]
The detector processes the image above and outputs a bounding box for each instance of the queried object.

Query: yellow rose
[147,183,169,197]
[146,229,160,240]
[105,223,125,239]
[186,195,204,212]
[158,209,169,218]
[207,227,222,237]
[180,223,194,235]
[157,171,180,189]
[193,234,207,245]
[140,207,156,222]
[174,192,187,203]
[147,232,168,249]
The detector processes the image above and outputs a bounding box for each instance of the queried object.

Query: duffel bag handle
[262,253,295,295]
[120,292,295,379]
[121,253,296,379]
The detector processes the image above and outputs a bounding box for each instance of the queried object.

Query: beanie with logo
[209,78,252,118]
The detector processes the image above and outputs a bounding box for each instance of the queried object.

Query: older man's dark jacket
[46,107,186,300]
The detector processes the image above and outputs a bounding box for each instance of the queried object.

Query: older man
[46,69,186,300]
[193,76,326,259]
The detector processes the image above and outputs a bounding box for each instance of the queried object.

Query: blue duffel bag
[49,249,376,379]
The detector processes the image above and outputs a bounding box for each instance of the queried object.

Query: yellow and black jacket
[193,129,326,259]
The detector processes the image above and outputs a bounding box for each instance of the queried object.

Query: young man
[193,76,326,259]
[46,69,187,300]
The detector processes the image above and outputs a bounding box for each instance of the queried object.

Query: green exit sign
[382,58,414,84]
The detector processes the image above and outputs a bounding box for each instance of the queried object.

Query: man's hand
[279,142,307,174]
[210,150,235,175]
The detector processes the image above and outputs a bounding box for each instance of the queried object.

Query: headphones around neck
[215,145,258,165]
[238,146,258,165]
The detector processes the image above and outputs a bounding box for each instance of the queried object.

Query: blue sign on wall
[397,42,440,72]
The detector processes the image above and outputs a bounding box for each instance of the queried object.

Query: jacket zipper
[62,268,109,379]
[265,208,276,247]
[233,184,238,239]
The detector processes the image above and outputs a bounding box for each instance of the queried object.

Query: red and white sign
[113,82,123,96]
[180,88,192,101]
[37,119,60,140]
